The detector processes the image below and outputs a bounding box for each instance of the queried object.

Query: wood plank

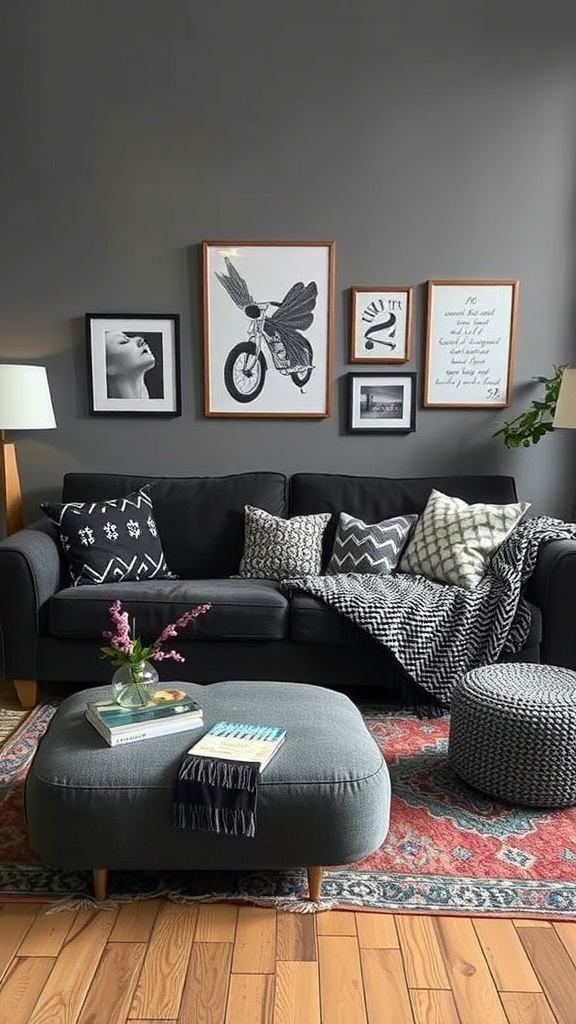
[225,974,274,1024]
[355,912,398,949]
[18,907,77,957]
[318,935,367,1024]
[410,988,461,1024]
[108,900,160,942]
[78,943,147,1024]
[0,904,42,983]
[178,942,232,1024]
[274,962,320,1024]
[517,925,576,1024]
[316,910,357,936]
[396,914,450,989]
[512,919,552,928]
[360,948,413,1024]
[553,922,576,967]
[130,903,197,1020]
[231,907,276,974]
[276,912,317,962]
[26,908,118,1024]
[473,919,541,992]
[500,991,558,1024]
[194,904,238,943]
[434,916,509,1024]
[0,957,55,1024]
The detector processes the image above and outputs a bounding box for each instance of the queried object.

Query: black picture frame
[348,372,417,434]
[86,313,181,416]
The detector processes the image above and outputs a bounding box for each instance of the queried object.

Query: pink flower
[100,599,212,669]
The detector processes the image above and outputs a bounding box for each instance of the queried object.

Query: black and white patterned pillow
[399,489,530,588]
[41,485,176,586]
[326,512,418,575]
[237,505,330,579]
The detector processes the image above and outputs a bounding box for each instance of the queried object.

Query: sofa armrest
[0,520,63,678]
[528,538,576,669]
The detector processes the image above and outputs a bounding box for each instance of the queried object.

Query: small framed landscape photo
[86,313,181,416]
[350,286,413,363]
[348,372,417,433]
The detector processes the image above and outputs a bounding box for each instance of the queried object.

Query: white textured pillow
[326,512,417,575]
[238,505,330,579]
[399,489,530,588]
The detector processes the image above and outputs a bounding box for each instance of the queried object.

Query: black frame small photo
[86,313,181,416]
[348,372,417,433]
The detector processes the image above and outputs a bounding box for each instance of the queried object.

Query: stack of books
[85,688,203,747]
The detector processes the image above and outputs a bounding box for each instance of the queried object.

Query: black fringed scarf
[174,754,260,837]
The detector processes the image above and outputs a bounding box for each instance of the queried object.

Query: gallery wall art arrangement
[84,242,520,438]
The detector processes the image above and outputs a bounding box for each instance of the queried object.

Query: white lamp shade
[0,364,56,430]
[553,367,576,430]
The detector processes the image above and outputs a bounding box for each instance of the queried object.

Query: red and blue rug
[2,705,576,918]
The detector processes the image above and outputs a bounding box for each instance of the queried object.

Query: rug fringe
[44,891,334,914]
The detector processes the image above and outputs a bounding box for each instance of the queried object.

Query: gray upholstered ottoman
[25,680,390,900]
[449,663,576,807]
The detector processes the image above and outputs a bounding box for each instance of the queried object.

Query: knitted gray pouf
[448,663,576,808]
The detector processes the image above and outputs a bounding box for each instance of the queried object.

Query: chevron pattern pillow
[399,489,530,589]
[326,512,418,575]
[238,505,330,579]
[41,485,176,586]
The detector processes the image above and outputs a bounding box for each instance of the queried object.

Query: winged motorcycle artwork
[215,257,318,403]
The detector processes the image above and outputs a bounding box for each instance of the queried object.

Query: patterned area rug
[1,705,576,918]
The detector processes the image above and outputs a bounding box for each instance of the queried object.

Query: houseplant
[101,599,212,707]
[492,364,566,448]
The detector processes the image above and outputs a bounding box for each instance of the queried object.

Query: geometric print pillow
[40,485,176,587]
[326,512,418,575]
[398,489,530,589]
[237,505,331,580]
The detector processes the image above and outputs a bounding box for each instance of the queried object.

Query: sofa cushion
[238,506,330,580]
[399,489,530,588]
[326,512,417,575]
[41,486,174,586]
[61,472,288,579]
[48,579,289,641]
[289,473,519,568]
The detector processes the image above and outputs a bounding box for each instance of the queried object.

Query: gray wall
[1,0,576,525]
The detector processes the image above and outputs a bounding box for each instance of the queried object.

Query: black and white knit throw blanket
[283,516,576,709]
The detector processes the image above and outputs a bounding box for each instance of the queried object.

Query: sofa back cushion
[289,473,519,567]
[62,473,288,578]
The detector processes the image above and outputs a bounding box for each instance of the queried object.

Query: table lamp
[0,364,57,535]
[553,367,576,431]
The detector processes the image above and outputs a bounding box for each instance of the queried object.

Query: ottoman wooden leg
[307,866,323,901]
[93,868,108,901]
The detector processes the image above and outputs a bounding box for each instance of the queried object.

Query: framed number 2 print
[350,286,413,364]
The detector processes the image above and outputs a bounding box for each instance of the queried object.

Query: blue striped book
[186,721,286,771]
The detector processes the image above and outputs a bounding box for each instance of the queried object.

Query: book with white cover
[186,721,286,771]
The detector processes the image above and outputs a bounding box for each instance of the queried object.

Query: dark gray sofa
[0,470,571,709]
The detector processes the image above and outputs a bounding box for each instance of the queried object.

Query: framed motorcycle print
[350,286,413,363]
[423,279,519,408]
[202,240,335,417]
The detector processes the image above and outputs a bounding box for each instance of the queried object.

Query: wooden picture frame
[350,286,413,363]
[202,240,335,417]
[348,372,417,433]
[86,313,181,416]
[423,279,519,408]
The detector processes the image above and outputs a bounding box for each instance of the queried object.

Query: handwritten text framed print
[423,279,519,408]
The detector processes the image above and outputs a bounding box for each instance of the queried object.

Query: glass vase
[111,660,159,708]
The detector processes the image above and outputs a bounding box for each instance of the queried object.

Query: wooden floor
[1,900,576,1023]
